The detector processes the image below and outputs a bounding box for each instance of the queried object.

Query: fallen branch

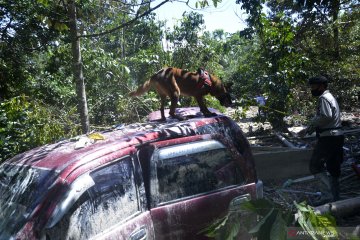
[314,196,360,217]
[344,129,360,135]
[280,189,321,196]
[247,135,275,140]
[282,175,315,188]
[275,132,298,148]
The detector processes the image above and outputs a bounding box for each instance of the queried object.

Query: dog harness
[197,70,212,89]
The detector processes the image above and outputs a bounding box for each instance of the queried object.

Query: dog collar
[197,71,212,89]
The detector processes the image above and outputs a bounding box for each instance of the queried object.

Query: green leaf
[270,212,287,240]
[199,215,229,237]
[241,199,274,216]
[249,208,274,234]
[37,0,49,6]
[294,201,310,212]
[53,22,69,32]
[222,214,242,240]
[297,214,319,240]
[295,201,338,240]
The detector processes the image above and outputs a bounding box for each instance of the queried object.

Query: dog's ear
[224,82,234,91]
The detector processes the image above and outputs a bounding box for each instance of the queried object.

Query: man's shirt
[310,90,343,137]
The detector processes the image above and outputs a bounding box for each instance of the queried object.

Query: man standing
[255,92,266,117]
[299,75,344,204]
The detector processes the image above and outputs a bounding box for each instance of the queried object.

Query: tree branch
[79,0,170,38]
[1,19,13,39]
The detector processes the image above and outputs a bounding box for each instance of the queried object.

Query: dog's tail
[129,79,152,97]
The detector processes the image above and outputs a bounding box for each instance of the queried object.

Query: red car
[0,107,263,240]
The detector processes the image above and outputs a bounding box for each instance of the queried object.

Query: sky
[151,1,248,33]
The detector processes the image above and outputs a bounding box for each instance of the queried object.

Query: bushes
[0,95,79,162]
[116,92,160,123]
[0,91,227,162]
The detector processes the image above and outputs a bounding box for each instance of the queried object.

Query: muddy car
[0,107,263,240]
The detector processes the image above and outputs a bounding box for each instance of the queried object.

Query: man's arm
[298,97,333,137]
[310,97,333,128]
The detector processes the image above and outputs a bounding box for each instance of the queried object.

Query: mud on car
[0,107,263,240]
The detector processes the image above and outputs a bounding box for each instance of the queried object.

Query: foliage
[233,0,359,128]
[28,44,75,107]
[196,0,222,8]
[187,95,227,113]
[165,11,206,69]
[256,12,301,129]
[0,0,63,99]
[0,0,359,155]
[117,91,160,123]
[81,13,165,125]
[0,96,79,162]
[294,201,338,240]
[200,199,343,240]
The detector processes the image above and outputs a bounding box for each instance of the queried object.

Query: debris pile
[261,129,360,226]
[230,106,360,227]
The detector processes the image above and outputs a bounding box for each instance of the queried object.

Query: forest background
[0,0,359,161]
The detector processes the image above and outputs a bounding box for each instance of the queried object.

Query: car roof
[147,107,221,121]
[5,108,230,180]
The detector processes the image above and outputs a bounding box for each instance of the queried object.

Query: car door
[43,155,155,240]
[92,155,155,240]
[144,134,257,240]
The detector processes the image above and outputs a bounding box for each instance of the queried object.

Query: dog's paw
[170,115,186,121]
[204,112,217,117]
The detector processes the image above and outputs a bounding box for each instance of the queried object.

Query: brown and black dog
[129,67,232,120]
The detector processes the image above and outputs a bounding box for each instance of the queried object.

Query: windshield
[0,163,58,238]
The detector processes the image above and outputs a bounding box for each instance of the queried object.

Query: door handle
[129,227,147,240]
[229,194,251,211]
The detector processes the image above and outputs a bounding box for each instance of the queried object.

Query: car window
[197,120,248,155]
[45,157,140,240]
[0,164,57,239]
[154,140,244,203]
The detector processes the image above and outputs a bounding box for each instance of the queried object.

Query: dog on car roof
[129,67,233,121]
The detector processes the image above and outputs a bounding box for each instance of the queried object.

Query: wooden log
[282,175,315,188]
[247,135,275,140]
[275,132,298,149]
[343,128,360,134]
[314,197,360,217]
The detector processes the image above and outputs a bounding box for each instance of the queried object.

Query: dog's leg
[160,95,166,121]
[195,96,217,117]
[169,95,178,118]
[169,92,186,120]
[168,77,185,120]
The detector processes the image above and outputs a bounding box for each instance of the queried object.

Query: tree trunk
[68,0,90,134]
[331,0,340,60]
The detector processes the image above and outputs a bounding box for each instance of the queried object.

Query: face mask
[311,89,323,97]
